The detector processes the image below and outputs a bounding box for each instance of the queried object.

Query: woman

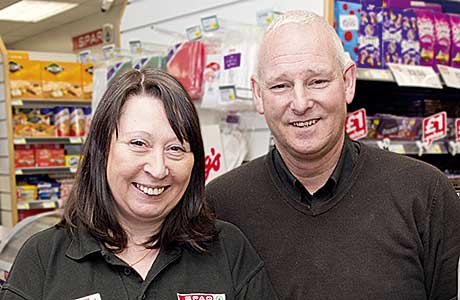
[1,68,278,300]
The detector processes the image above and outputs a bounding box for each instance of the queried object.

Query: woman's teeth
[135,183,165,196]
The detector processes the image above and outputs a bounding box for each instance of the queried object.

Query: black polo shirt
[1,220,278,300]
[273,135,360,207]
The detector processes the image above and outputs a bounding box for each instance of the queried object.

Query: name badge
[177,293,226,300]
[75,293,102,300]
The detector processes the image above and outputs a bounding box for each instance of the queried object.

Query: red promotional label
[72,28,103,51]
[177,294,226,300]
[345,108,367,140]
[423,112,447,143]
[456,119,460,142]
[204,147,221,181]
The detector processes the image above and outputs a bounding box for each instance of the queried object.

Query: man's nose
[291,83,313,114]
[143,150,169,179]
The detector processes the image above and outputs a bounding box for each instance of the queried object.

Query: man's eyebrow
[264,69,334,84]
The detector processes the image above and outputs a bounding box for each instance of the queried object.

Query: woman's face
[106,94,194,228]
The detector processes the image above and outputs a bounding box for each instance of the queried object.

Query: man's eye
[310,79,328,87]
[270,83,289,91]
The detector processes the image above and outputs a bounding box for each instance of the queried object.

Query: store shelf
[13,137,84,145]
[11,99,91,108]
[357,68,395,82]
[17,200,62,210]
[15,166,77,175]
[361,139,449,155]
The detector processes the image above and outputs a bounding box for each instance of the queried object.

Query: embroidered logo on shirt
[74,293,102,300]
[177,293,226,300]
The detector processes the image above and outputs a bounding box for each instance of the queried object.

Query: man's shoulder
[207,154,268,188]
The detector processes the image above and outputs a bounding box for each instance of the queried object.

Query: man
[206,10,460,300]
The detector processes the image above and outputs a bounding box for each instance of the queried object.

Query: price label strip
[219,85,236,102]
[186,25,203,41]
[13,138,26,145]
[201,15,219,32]
[387,63,442,89]
[129,40,142,54]
[438,65,460,89]
[345,108,367,140]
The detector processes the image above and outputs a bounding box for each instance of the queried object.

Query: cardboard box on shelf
[41,61,83,99]
[35,144,65,167]
[9,59,43,99]
[14,145,35,168]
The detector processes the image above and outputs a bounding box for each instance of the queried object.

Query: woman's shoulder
[19,224,68,254]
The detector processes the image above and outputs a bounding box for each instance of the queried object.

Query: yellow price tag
[11,100,23,106]
[15,169,23,175]
[42,201,56,209]
[17,203,29,210]
[14,138,26,145]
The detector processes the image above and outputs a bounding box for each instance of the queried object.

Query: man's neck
[277,136,345,194]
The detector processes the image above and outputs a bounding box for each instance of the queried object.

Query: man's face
[252,23,355,161]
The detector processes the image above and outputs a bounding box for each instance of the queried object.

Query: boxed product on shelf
[34,144,65,167]
[401,10,420,65]
[13,108,55,137]
[413,9,436,67]
[37,181,60,200]
[54,106,70,136]
[433,12,452,69]
[81,63,93,100]
[84,107,92,134]
[64,155,80,168]
[334,1,362,63]
[8,59,43,99]
[367,114,422,140]
[14,145,35,168]
[358,5,383,68]
[69,107,85,136]
[449,14,460,68]
[54,177,75,202]
[41,61,83,99]
[16,184,37,202]
[381,8,403,67]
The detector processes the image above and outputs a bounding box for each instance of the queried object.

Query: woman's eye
[130,139,146,147]
[169,145,185,152]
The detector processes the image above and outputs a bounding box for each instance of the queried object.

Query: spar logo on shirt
[177,293,226,300]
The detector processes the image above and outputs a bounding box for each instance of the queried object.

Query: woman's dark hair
[63,68,217,253]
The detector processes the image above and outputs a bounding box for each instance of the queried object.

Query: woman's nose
[143,151,169,179]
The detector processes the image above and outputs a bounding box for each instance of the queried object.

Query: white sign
[438,65,460,89]
[202,125,226,183]
[387,63,442,89]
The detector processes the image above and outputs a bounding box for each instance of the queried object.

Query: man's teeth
[293,119,318,127]
[135,183,165,196]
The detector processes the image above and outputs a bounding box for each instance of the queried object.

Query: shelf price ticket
[345,108,367,140]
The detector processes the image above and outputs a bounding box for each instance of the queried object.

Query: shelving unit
[352,67,460,181]
[0,37,89,226]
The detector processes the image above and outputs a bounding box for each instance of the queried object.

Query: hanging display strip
[387,64,443,89]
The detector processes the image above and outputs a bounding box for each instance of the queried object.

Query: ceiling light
[0,0,78,23]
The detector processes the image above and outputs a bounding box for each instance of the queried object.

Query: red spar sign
[345,108,367,140]
[423,112,446,143]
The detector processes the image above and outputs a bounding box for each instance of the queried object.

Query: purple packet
[401,9,420,65]
[358,7,383,68]
[381,8,403,68]
[361,0,382,11]
[449,14,460,68]
[377,114,422,140]
[383,0,411,9]
[433,12,451,70]
[413,9,435,67]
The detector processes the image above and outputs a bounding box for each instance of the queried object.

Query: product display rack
[0,37,88,226]
[352,67,460,178]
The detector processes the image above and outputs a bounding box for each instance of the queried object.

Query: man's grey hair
[260,10,351,73]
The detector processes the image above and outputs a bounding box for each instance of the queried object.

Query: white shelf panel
[0,175,10,193]
[361,139,448,155]
[13,137,84,145]
[357,68,395,82]
[15,166,76,175]
[11,99,91,108]
[17,200,62,210]
[0,100,6,120]
[0,192,11,210]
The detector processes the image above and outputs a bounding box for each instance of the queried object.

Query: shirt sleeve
[425,173,460,300]
[217,221,279,300]
[0,234,46,300]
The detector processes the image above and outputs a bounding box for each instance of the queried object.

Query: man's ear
[343,62,357,105]
[251,75,265,114]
